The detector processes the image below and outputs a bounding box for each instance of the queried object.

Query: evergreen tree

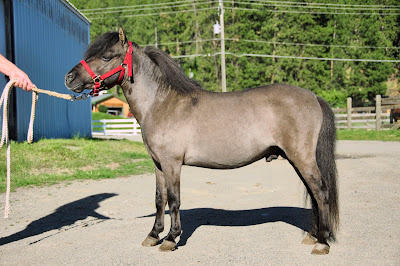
[70,0,400,107]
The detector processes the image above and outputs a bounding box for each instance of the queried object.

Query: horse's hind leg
[301,194,318,245]
[142,166,167,247]
[289,158,331,255]
[289,161,318,245]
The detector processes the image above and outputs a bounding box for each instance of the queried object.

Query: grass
[337,129,400,141]
[0,138,154,193]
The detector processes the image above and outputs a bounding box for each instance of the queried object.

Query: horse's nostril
[66,72,75,83]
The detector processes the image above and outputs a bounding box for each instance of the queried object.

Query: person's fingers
[14,79,23,88]
[27,83,34,92]
[19,79,25,90]
[9,69,34,91]
[24,76,34,89]
[22,80,28,91]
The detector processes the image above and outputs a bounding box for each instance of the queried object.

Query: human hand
[9,69,35,91]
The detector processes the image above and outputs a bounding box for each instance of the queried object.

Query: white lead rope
[1,79,86,218]
[0,80,28,218]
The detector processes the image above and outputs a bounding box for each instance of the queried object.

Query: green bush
[98,105,107,113]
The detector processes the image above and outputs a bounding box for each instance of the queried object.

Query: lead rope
[0,81,12,218]
[1,79,87,218]
[27,90,39,144]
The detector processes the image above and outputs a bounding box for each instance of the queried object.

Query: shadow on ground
[0,193,118,246]
[140,206,310,247]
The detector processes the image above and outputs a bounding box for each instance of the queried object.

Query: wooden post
[219,0,227,92]
[347,97,352,129]
[376,95,381,131]
[155,23,158,49]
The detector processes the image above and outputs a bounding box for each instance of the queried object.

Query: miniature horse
[65,28,339,255]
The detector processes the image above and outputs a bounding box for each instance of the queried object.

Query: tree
[70,0,400,107]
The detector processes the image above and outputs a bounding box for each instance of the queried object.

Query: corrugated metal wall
[0,0,7,90]
[2,0,91,141]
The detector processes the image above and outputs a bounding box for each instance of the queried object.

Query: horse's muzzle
[65,70,86,93]
[65,72,75,84]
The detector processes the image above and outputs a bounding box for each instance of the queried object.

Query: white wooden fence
[92,119,141,136]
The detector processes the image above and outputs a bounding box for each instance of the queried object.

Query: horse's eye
[102,56,112,62]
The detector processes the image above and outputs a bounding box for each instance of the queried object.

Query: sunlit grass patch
[0,138,153,193]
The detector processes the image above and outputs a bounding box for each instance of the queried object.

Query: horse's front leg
[142,166,167,247]
[158,161,182,251]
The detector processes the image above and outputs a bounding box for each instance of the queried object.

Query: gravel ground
[0,140,399,265]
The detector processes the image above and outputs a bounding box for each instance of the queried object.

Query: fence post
[376,95,381,131]
[347,97,352,129]
[102,119,106,136]
[133,120,137,135]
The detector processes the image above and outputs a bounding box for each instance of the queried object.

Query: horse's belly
[184,140,273,169]
[185,157,260,169]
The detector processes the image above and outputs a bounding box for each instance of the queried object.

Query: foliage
[98,104,108,113]
[70,0,400,107]
[0,138,153,193]
[92,112,125,120]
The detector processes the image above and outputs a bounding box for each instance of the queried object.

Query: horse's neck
[121,51,173,125]
[121,81,156,125]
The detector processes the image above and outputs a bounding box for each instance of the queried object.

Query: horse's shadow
[140,206,311,247]
[0,193,117,246]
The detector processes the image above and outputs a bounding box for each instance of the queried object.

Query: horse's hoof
[159,240,176,251]
[142,236,159,247]
[311,243,330,255]
[301,233,317,245]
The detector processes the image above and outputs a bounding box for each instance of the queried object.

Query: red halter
[80,41,134,96]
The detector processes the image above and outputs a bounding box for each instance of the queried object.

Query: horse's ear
[119,27,126,45]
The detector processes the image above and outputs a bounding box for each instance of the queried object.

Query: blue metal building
[0,0,91,141]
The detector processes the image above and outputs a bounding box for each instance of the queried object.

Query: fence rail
[334,113,391,129]
[92,119,141,136]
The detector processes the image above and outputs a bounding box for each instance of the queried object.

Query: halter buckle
[93,76,102,83]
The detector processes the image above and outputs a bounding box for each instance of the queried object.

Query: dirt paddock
[0,140,399,265]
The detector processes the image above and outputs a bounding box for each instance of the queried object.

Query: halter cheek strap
[80,41,134,96]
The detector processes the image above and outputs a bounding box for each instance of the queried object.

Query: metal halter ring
[70,93,90,101]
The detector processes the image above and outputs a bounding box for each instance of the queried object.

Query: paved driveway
[0,140,399,265]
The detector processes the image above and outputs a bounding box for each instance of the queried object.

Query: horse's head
[65,27,133,94]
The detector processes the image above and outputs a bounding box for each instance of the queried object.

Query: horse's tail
[316,96,339,241]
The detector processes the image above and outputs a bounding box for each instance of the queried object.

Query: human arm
[0,54,34,91]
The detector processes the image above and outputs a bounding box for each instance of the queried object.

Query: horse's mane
[84,32,119,60]
[144,46,202,94]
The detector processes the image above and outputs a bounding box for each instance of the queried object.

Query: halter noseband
[80,41,134,96]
